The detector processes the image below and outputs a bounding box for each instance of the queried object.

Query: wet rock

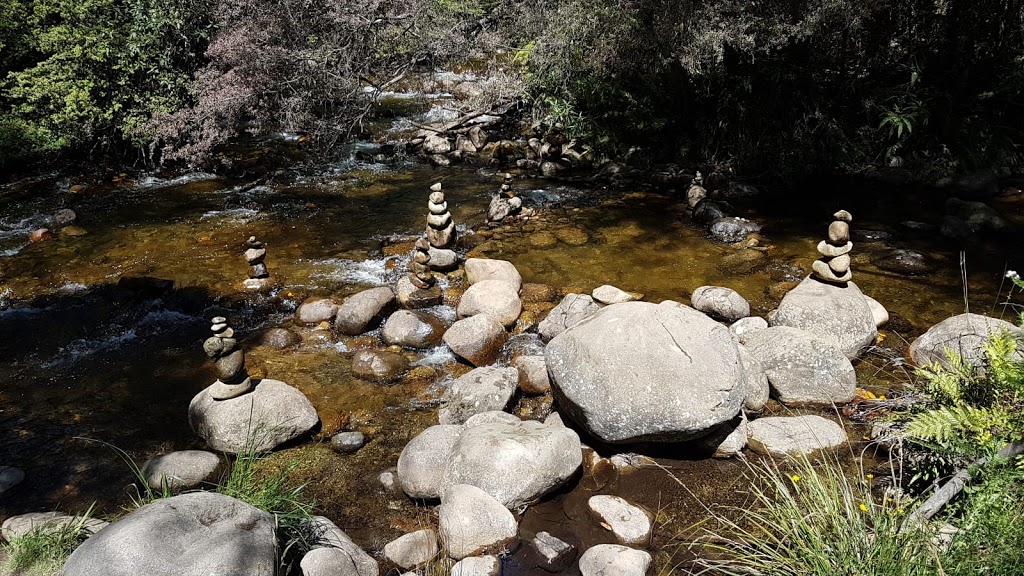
[0,466,24,496]
[538,294,601,343]
[771,276,877,359]
[730,316,768,342]
[546,301,745,443]
[696,416,748,458]
[940,215,974,240]
[710,217,761,243]
[300,545,379,576]
[52,208,77,228]
[863,295,889,328]
[351,349,409,382]
[945,197,1012,234]
[451,556,500,576]
[909,313,1023,369]
[719,249,766,274]
[62,492,275,576]
[441,419,582,509]
[738,345,769,412]
[303,515,354,549]
[29,228,53,242]
[529,231,559,248]
[522,283,558,303]
[747,415,848,457]
[465,411,521,427]
[141,450,223,492]
[692,199,733,223]
[588,496,652,546]
[396,276,443,309]
[423,134,451,155]
[439,367,519,425]
[554,227,589,246]
[335,287,396,335]
[331,431,367,454]
[592,285,636,305]
[691,286,750,322]
[381,310,446,349]
[578,544,651,576]
[397,425,464,499]
[442,315,508,367]
[439,484,518,559]
[531,531,575,572]
[383,530,438,569]
[427,247,458,271]
[188,379,319,454]
[465,258,523,291]
[262,327,301,349]
[61,225,88,236]
[297,297,340,325]
[744,326,856,405]
[457,279,523,328]
[871,249,939,275]
[2,512,107,541]
[512,355,550,394]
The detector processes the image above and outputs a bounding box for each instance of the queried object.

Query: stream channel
[1,70,1023,574]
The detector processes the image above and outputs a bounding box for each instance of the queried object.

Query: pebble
[331,431,366,454]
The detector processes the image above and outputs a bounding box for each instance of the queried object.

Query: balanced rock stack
[203,317,253,400]
[426,183,456,249]
[243,236,271,289]
[487,173,523,222]
[396,238,443,308]
[410,239,436,289]
[811,210,853,284]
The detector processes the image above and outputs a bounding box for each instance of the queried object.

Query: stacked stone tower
[243,236,271,289]
[203,317,253,400]
[812,210,853,284]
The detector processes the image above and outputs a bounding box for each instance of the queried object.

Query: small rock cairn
[409,238,435,290]
[243,236,271,289]
[203,317,253,400]
[812,210,853,284]
[426,183,456,249]
[487,173,523,222]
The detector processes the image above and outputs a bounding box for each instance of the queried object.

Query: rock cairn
[812,210,853,284]
[426,183,456,249]
[203,317,253,400]
[243,236,271,289]
[410,239,435,289]
[487,173,522,222]
[686,171,707,208]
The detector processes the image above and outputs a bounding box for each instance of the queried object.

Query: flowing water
[1,81,1022,573]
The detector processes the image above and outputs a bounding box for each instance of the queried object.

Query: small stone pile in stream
[396,238,443,308]
[487,173,522,222]
[410,238,436,289]
[243,236,271,289]
[426,183,456,249]
[812,209,853,284]
[203,317,252,400]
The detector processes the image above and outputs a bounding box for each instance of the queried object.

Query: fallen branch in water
[909,440,1024,522]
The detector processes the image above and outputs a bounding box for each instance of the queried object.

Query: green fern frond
[985,330,1024,392]
[906,405,1001,446]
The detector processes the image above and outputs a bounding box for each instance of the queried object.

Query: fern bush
[907,329,1024,458]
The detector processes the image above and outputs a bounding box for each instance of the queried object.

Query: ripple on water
[199,207,260,223]
[134,172,219,190]
[310,256,401,287]
[41,308,202,368]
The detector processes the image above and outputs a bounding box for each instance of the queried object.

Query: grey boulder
[301,545,379,576]
[439,484,518,559]
[140,450,223,492]
[587,496,652,546]
[62,492,275,576]
[578,544,652,576]
[465,258,523,291]
[747,415,848,457]
[743,326,856,405]
[188,378,319,454]
[545,301,746,443]
[396,425,464,499]
[334,287,396,335]
[442,315,508,366]
[538,294,601,343]
[512,355,551,394]
[439,366,519,425]
[909,313,1023,369]
[383,529,438,569]
[771,276,877,359]
[457,279,523,328]
[691,285,750,322]
[297,297,340,325]
[381,310,446,349]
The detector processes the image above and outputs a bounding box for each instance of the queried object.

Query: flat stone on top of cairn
[203,317,253,400]
[426,183,457,249]
[811,210,854,284]
[243,236,272,289]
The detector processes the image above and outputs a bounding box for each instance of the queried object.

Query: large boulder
[396,424,464,499]
[747,415,848,457]
[578,545,652,576]
[457,279,523,328]
[545,301,746,443]
[188,379,319,454]
[441,419,583,509]
[383,530,438,569]
[771,276,877,359]
[381,310,446,349]
[62,492,275,576]
[909,313,1023,369]
[512,355,550,394]
[538,294,601,343]
[442,315,508,366]
[465,258,523,291]
[334,287,396,335]
[438,484,518,559]
[743,326,856,405]
[691,286,750,322]
[439,367,519,425]
[737,345,769,412]
[140,450,223,492]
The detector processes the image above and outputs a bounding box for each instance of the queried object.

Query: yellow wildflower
[859,503,869,512]
[791,474,801,482]
[866,474,874,480]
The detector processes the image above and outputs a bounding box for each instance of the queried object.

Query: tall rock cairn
[409,238,436,289]
[426,183,456,249]
[812,210,853,284]
[203,317,253,400]
[243,236,271,289]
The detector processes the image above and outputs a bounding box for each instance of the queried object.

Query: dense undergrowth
[2,1,1022,179]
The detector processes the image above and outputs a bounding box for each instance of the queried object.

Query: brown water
[1,153,1021,574]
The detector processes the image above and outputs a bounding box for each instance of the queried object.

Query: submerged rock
[351,349,409,383]
[546,301,745,443]
[710,217,761,243]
